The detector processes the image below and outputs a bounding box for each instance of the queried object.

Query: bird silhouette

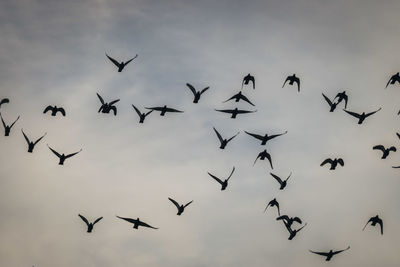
[0,113,19,136]
[186,83,209,103]
[276,215,302,228]
[223,91,255,106]
[397,132,400,140]
[309,246,350,261]
[392,165,400,168]
[363,215,383,235]
[207,166,235,191]
[0,98,9,109]
[43,105,66,116]
[242,73,255,89]
[385,72,400,88]
[213,127,239,149]
[215,108,256,119]
[320,158,344,170]
[343,108,381,124]
[116,216,158,229]
[168,198,193,215]
[282,74,300,92]
[132,104,153,123]
[270,172,292,190]
[145,105,183,116]
[264,198,280,215]
[78,214,103,233]
[373,145,396,159]
[97,93,119,116]
[21,129,46,153]
[254,149,273,169]
[106,53,138,72]
[47,144,82,165]
[245,130,287,145]
[334,91,348,108]
[283,221,307,240]
[322,93,338,112]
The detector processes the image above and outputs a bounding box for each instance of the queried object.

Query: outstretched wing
[377,218,383,234]
[109,99,120,106]
[200,86,210,94]
[236,109,256,114]
[34,132,47,145]
[213,127,224,143]
[78,214,90,226]
[0,98,9,106]
[365,108,381,117]
[362,218,373,231]
[110,106,117,116]
[386,76,393,88]
[47,144,61,158]
[138,220,158,229]
[342,94,348,108]
[208,172,223,185]
[222,94,237,103]
[43,105,53,114]
[105,53,121,67]
[227,166,235,180]
[65,149,82,159]
[184,200,193,208]
[332,246,350,255]
[10,116,20,128]
[132,104,142,117]
[244,131,264,141]
[215,109,234,114]
[295,77,300,92]
[389,146,397,152]
[123,54,138,66]
[276,215,289,222]
[116,216,137,224]
[186,83,197,96]
[322,93,333,106]
[168,197,180,210]
[270,172,283,184]
[21,129,30,144]
[309,250,329,257]
[292,217,302,224]
[282,77,289,88]
[320,158,333,166]
[96,93,105,105]
[337,158,344,166]
[0,113,5,128]
[343,109,361,119]
[93,217,103,225]
[268,131,288,140]
[227,132,240,143]
[373,145,385,153]
[57,107,66,116]
[239,94,255,106]
[164,107,183,113]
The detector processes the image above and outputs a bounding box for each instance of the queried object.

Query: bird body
[1,113,19,136]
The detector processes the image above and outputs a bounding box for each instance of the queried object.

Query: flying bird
[309,246,350,261]
[334,91,348,108]
[168,198,193,215]
[282,74,300,92]
[132,104,153,123]
[385,72,400,88]
[116,216,158,230]
[0,98,9,109]
[276,215,302,228]
[21,129,46,153]
[213,127,240,149]
[363,215,383,235]
[270,172,292,190]
[373,145,396,159]
[322,93,338,112]
[215,108,257,119]
[207,166,235,191]
[47,144,82,165]
[1,113,19,136]
[282,221,307,240]
[245,130,287,145]
[145,105,183,116]
[223,91,255,106]
[343,108,381,124]
[43,105,66,116]
[320,158,344,170]
[242,73,255,89]
[186,83,209,103]
[78,214,103,233]
[254,149,273,169]
[264,198,280,216]
[106,53,138,72]
[97,93,119,116]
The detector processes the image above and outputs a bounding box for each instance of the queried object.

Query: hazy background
[0,0,399,266]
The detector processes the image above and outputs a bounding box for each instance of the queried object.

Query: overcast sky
[0,0,400,266]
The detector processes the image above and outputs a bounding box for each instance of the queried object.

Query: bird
[245,130,287,145]
[186,83,209,103]
[145,105,183,116]
[0,98,9,109]
[282,74,300,92]
[242,73,255,89]
[132,104,153,123]
[97,93,119,116]
[270,172,292,190]
[215,108,257,119]
[213,127,240,149]
[0,113,19,136]
[363,215,383,235]
[222,91,255,106]
[106,53,138,72]
[21,129,46,153]
[392,165,400,168]
[309,246,350,261]
[78,214,103,233]
[397,132,400,140]
[264,198,280,216]
[320,158,344,170]
[207,166,235,191]
[385,72,400,88]
[343,108,381,124]
[334,91,348,108]
[254,149,273,169]
[282,221,307,240]
[168,198,193,215]
[47,144,82,165]
[322,93,338,112]
[116,216,158,230]
[276,215,302,228]
[43,105,66,116]
[373,145,396,159]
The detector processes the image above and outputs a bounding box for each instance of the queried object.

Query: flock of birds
[2,53,399,264]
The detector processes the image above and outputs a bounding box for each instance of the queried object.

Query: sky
[0,0,400,266]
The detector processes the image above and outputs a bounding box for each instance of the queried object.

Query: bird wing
[10,116,20,128]
[132,104,142,117]
[244,131,264,141]
[386,77,393,88]
[397,133,400,140]
[294,77,300,91]
[292,217,302,224]
[392,165,400,168]
[236,109,256,114]
[183,200,193,208]
[377,218,383,234]
[96,93,105,105]
[337,158,344,166]
[227,166,235,180]
[222,94,237,103]
[200,86,210,94]
[123,54,138,66]
[285,172,292,182]
[145,107,163,111]
[43,105,53,114]
[332,246,350,255]
[362,218,373,230]
[250,76,255,89]
[145,110,153,116]
[78,214,90,226]
[309,250,329,257]
[65,149,82,159]
[168,197,180,209]
[389,146,397,152]
[109,99,120,106]
[21,129,30,144]
[110,106,117,116]
[343,109,361,119]
[0,113,5,128]
[213,127,224,143]
[208,172,223,185]
[365,107,381,117]
[270,172,283,184]
[186,83,197,95]
[276,215,289,221]
[322,93,333,106]
[93,217,103,225]
[253,153,261,166]
[57,107,66,116]
[105,53,121,67]
[263,203,271,213]
[34,132,47,145]
[282,77,289,88]
[373,145,385,153]
[215,109,234,114]
[138,220,158,229]
[320,158,333,166]
[164,107,183,113]
[265,151,273,169]
[47,145,61,158]
[116,216,137,224]
[239,94,255,106]
[227,132,240,143]
[268,131,288,140]
[0,98,9,106]
[342,94,348,108]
